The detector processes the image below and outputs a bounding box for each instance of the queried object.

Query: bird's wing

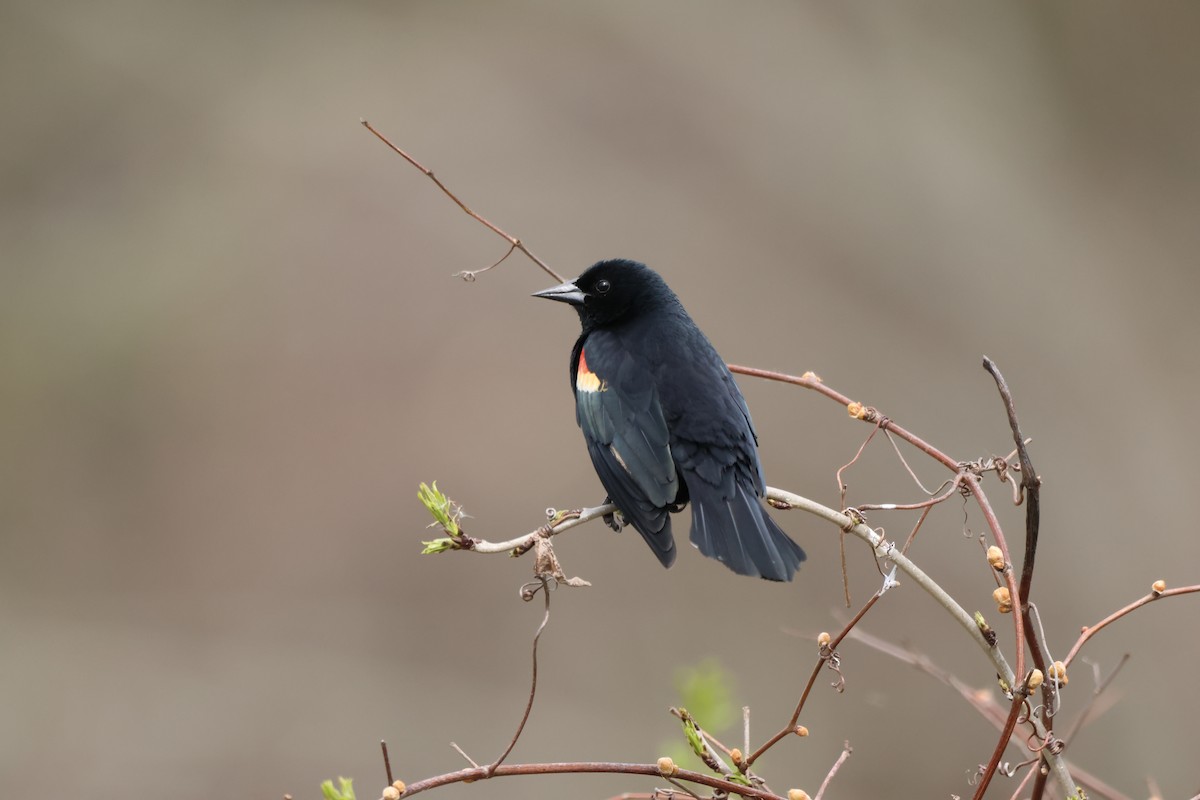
[574,335,678,565]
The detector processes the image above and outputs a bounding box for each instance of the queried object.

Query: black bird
[534,259,805,581]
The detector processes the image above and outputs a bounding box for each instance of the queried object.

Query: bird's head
[533,258,676,330]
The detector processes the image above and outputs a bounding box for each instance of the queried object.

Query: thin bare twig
[450,742,479,769]
[1059,654,1130,747]
[900,504,934,555]
[855,474,963,512]
[381,740,394,786]
[743,706,751,759]
[812,741,852,800]
[1063,584,1200,667]
[834,420,884,607]
[836,421,883,508]
[361,119,564,283]
[1008,760,1039,800]
[745,575,889,768]
[845,627,1010,728]
[725,366,959,470]
[885,429,937,495]
[486,576,552,774]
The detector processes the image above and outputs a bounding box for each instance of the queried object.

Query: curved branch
[726,365,959,470]
[1063,584,1200,668]
[397,762,784,800]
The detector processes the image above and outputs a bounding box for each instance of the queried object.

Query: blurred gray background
[3,1,1199,798]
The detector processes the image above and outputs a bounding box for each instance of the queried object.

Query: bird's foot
[602,500,625,532]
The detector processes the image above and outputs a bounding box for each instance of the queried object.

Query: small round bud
[392,781,406,795]
[657,756,678,777]
[729,748,743,766]
[986,546,1005,571]
[382,787,401,800]
[1152,579,1166,595]
[1048,661,1068,686]
[794,725,809,737]
[801,371,821,382]
[847,401,866,419]
[1026,669,1044,691]
[993,586,1012,613]
[817,631,831,648]
[788,790,811,800]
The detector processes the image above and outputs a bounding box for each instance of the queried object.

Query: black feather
[536,258,805,581]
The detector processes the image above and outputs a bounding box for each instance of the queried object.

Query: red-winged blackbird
[534,259,806,581]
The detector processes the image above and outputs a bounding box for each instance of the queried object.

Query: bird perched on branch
[534,259,805,581]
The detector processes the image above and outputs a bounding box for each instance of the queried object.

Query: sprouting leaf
[320,777,355,800]
[676,659,735,733]
[421,536,457,554]
[418,481,460,537]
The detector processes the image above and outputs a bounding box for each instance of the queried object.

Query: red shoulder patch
[576,347,605,393]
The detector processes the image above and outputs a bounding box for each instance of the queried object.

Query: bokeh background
[4,2,1199,797]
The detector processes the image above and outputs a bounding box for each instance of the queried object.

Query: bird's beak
[532,279,586,306]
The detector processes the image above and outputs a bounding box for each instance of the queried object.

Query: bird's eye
[594,279,612,294]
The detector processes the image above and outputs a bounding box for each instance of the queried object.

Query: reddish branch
[727,364,1028,696]
[745,585,884,767]
[360,119,564,283]
[1063,584,1200,668]
[397,762,784,800]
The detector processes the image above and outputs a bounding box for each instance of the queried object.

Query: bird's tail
[630,512,677,568]
[688,482,806,581]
